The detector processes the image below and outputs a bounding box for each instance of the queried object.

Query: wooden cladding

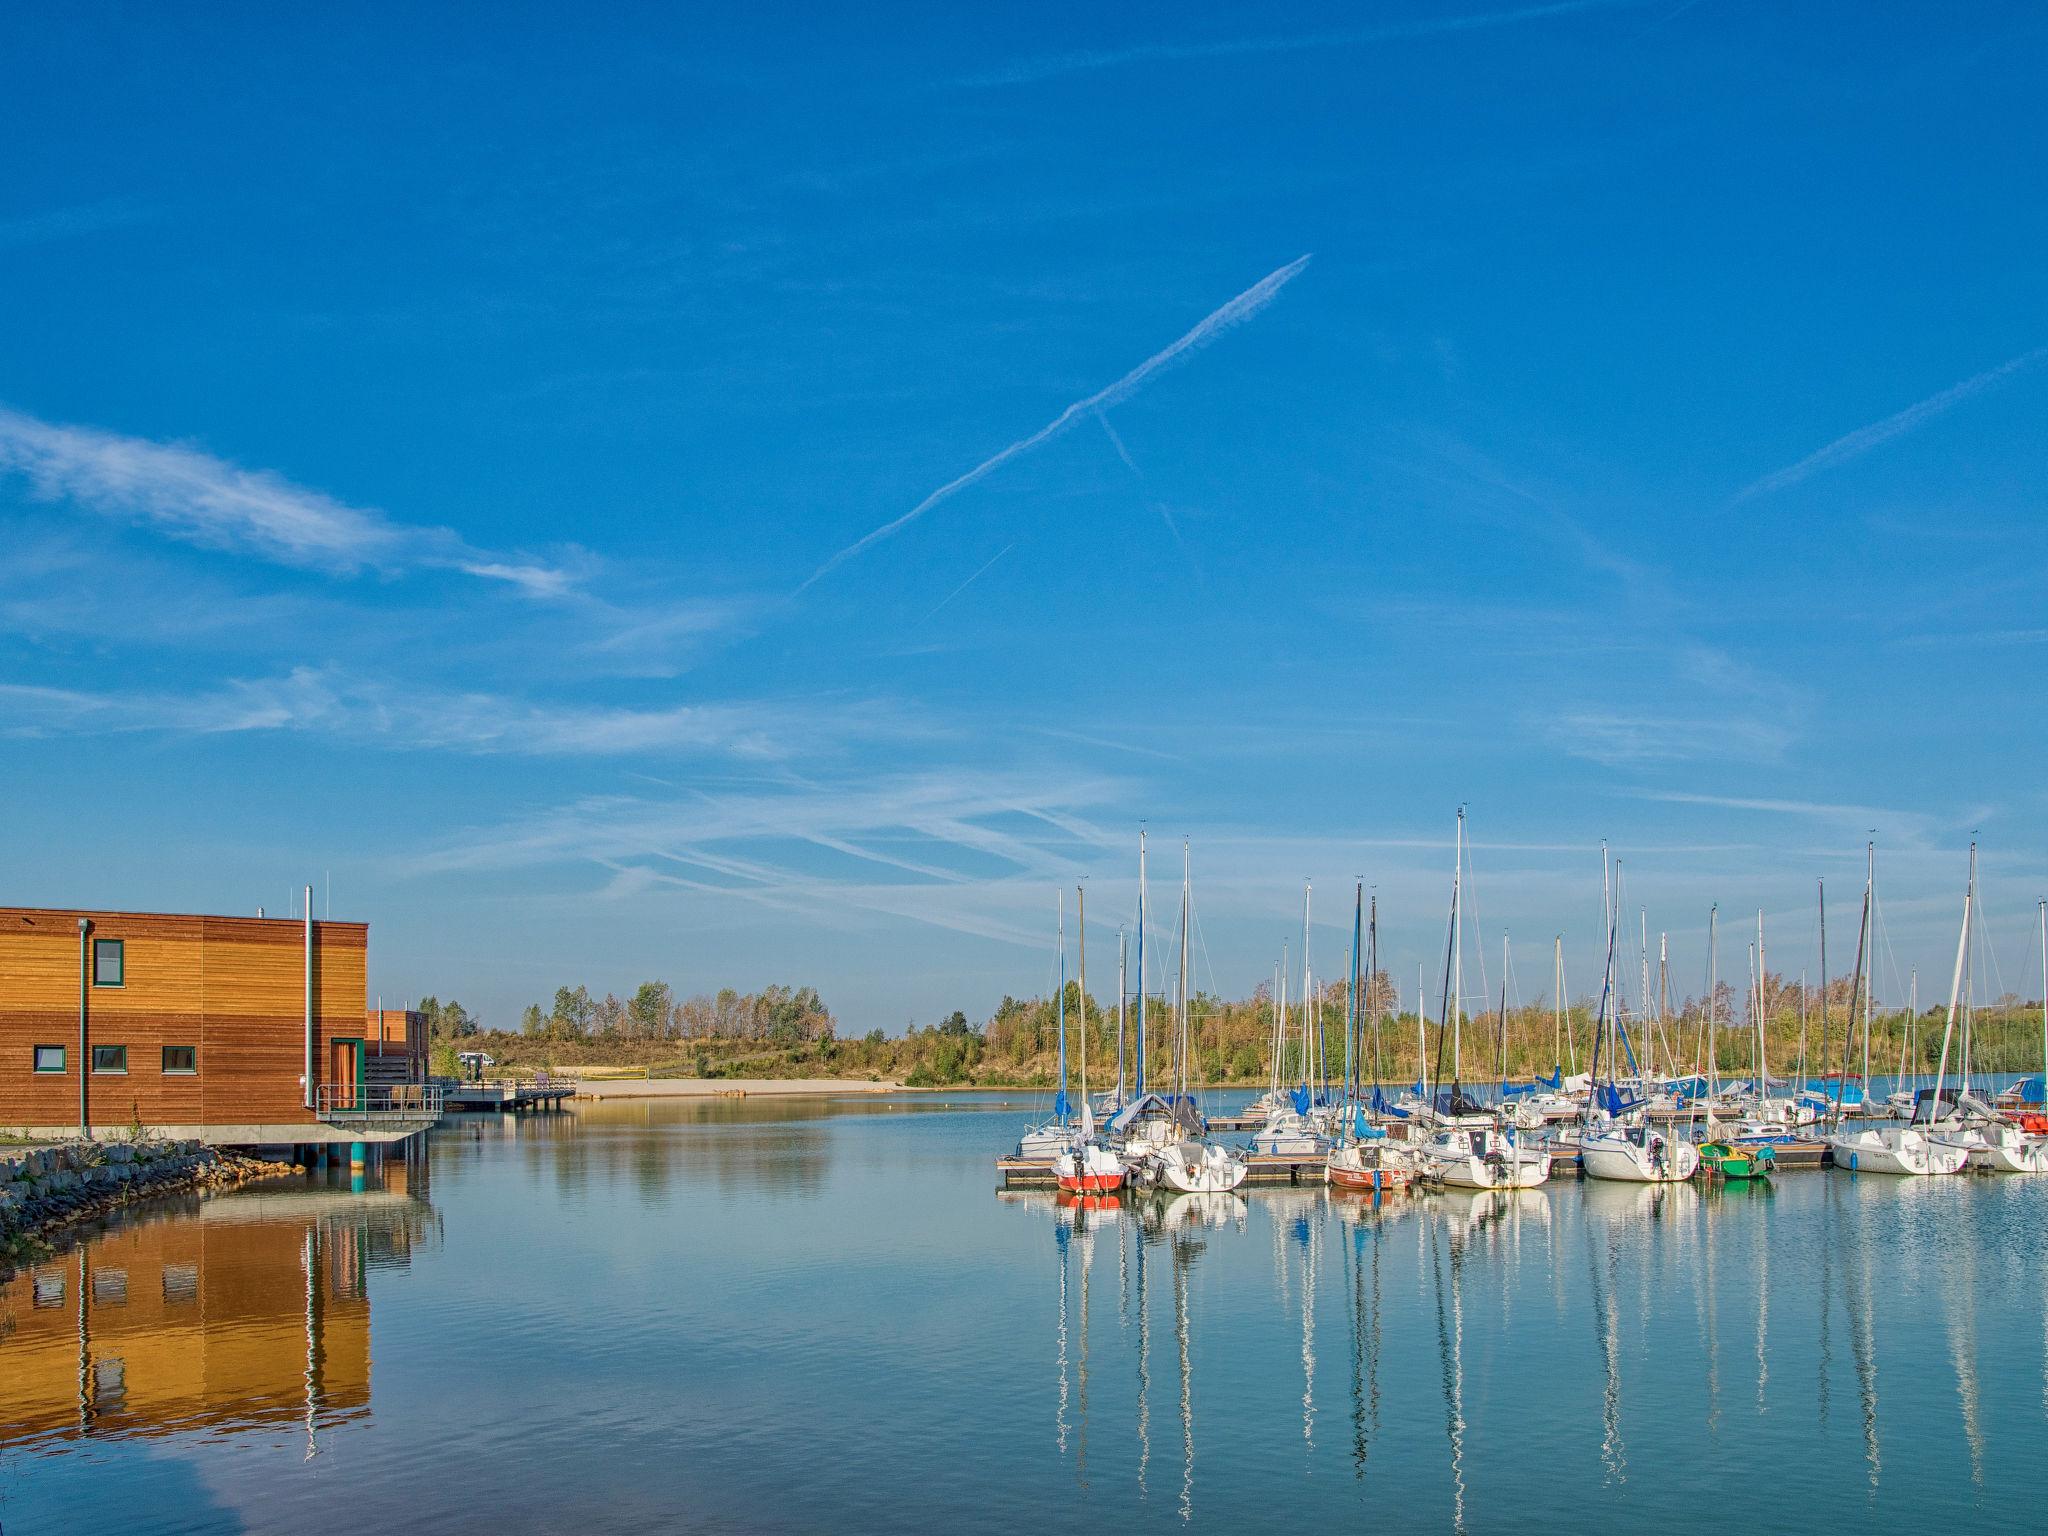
[0,908,370,1129]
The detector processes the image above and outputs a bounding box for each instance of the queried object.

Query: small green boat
[1698,1141,1774,1180]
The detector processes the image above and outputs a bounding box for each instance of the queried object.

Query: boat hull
[1829,1129,1966,1176]
[1582,1134,1700,1184]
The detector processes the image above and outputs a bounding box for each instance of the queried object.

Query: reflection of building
[0,1167,435,1448]
[0,906,435,1144]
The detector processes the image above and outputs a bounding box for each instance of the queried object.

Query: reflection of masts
[1427,1214,1468,1531]
[1055,1222,1070,1453]
[1755,1208,1770,1415]
[1841,1179,1880,1489]
[1588,1217,1624,1483]
[1948,1228,1984,1487]
[1135,1223,1150,1497]
[1077,1217,1091,1488]
[1174,1234,1195,1523]
[303,1223,321,1460]
[1300,1200,1317,1451]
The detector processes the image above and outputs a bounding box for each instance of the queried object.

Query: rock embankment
[0,1141,300,1273]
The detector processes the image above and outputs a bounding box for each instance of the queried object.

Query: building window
[92,1269,128,1306]
[162,1045,197,1075]
[32,1273,64,1308]
[91,1044,126,1075]
[163,1264,199,1304]
[33,1044,65,1074]
[93,938,124,987]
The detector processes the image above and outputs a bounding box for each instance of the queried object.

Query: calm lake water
[1,1094,2043,1533]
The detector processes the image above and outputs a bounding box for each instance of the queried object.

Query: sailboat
[1154,840,1248,1195]
[1055,885,1127,1193]
[1417,812,1550,1190]
[1582,876,1698,1183]
[1251,882,1331,1157]
[1937,886,2048,1173]
[1328,884,1418,1192]
[1108,830,1207,1164]
[1019,892,1076,1160]
[1828,844,1973,1176]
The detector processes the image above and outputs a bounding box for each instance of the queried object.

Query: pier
[440,1076,575,1113]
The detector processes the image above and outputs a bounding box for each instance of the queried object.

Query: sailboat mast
[1756,911,1769,1098]
[1056,890,1069,1124]
[1177,840,1191,1107]
[1707,905,1719,1097]
[1301,881,1313,1098]
[1350,880,1364,1108]
[1367,893,1380,1098]
[1452,810,1464,1087]
[1077,886,1088,1113]
[1117,930,1128,1106]
[1931,844,1974,1123]
[1136,830,1147,1096]
[1863,843,1875,1097]
[1552,936,1564,1077]
[1817,879,1829,1121]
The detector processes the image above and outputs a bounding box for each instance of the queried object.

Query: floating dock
[440,1078,575,1113]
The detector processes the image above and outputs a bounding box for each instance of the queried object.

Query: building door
[329,1038,363,1111]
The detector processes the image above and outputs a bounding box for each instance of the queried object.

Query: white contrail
[1733,345,2048,503]
[800,254,1310,591]
[925,541,1016,619]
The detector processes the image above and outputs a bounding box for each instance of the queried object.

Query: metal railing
[315,1082,447,1124]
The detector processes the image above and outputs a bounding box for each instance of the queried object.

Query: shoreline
[1,1142,301,1277]
[573,1076,907,1099]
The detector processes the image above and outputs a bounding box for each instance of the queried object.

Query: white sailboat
[1019,892,1077,1159]
[1580,870,1697,1183]
[1940,894,2048,1173]
[1156,841,1247,1194]
[1251,882,1330,1156]
[1055,885,1127,1194]
[1829,844,1975,1177]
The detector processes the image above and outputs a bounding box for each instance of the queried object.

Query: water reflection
[1015,1165,2037,1528]
[0,1155,436,1453]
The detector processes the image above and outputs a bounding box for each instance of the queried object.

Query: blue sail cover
[1351,1106,1386,1140]
[2014,1074,2046,1103]
[1535,1067,1563,1090]
[1801,1079,1863,1108]
[1289,1085,1312,1115]
[1666,1075,1709,1102]
[1598,1082,1642,1117]
[1053,1089,1071,1120]
[1501,1080,1539,1098]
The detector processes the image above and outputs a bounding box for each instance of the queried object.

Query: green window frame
[92,938,124,988]
[91,1044,127,1075]
[162,1045,197,1075]
[33,1044,65,1074]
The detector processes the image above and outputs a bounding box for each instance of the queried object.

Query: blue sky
[3,2,2045,1029]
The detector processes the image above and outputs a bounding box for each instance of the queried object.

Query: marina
[6,1091,2039,1532]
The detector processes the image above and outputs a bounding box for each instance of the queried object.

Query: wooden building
[0,906,437,1144]
[366,1007,428,1085]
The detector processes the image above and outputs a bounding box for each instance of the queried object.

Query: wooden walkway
[441,1078,575,1113]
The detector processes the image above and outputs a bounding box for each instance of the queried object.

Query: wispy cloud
[0,667,910,759]
[800,254,1311,590]
[414,769,1132,949]
[960,0,1645,87]
[0,196,153,250]
[1626,789,1969,855]
[0,404,575,595]
[1543,709,1793,767]
[1733,345,2048,503]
